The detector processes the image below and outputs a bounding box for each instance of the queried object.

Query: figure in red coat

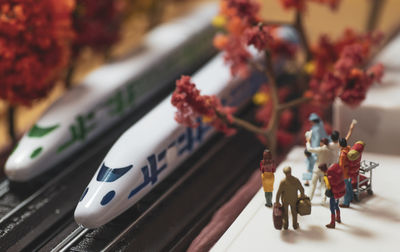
[322,163,345,228]
[347,141,365,182]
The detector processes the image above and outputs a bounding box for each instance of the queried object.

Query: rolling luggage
[273,203,283,230]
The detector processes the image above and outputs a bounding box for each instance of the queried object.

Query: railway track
[0,52,215,251]
[0,103,263,251]
[39,120,263,252]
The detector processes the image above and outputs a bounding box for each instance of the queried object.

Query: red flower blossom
[310,29,384,107]
[223,36,251,78]
[339,64,384,106]
[72,0,125,54]
[334,44,364,76]
[243,25,297,58]
[171,76,237,135]
[0,0,74,106]
[224,0,260,25]
[244,25,273,51]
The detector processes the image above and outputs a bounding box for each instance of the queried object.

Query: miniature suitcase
[273,203,283,230]
[297,196,311,216]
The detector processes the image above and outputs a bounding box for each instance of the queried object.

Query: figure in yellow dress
[260,149,276,207]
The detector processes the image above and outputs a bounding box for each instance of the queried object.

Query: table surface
[212,147,400,252]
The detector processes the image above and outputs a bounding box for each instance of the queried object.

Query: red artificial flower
[244,25,273,51]
[243,25,297,58]
[223,36,252,78]
[72,0,125,54]
[310,29,384,107]
[171,76,237,135]
[224,0,260,25]
[339,64,383,107]
[0,0,74,106]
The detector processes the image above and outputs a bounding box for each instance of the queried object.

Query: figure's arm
[275,182,283,205]
[324,175,331,190]
[297,179,305,197]
[306,142,320,154]
[345,119,357,141]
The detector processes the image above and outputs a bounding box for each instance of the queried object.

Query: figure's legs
[342,178,352,206]
[319,173,326,203]
[265,192,272,207]
[310,172,319,200]
[326,197,336,228]
[335,199,341,223]
[290,202,299,229]
[283,203,289,229]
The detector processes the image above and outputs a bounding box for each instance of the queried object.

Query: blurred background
[0,0,399,157]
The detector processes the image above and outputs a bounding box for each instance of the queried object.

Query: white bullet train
[74,51,266,228]
[4,4,218,182]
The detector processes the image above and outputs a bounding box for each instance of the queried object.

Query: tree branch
[278,96,311,111]
[294,11,312,62]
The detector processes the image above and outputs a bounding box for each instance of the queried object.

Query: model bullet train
[74,50,267,228]
[4,4,218,182]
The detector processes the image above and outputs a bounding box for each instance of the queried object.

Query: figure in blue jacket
[307,113,328,177]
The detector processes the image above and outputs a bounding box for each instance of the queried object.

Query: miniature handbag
[297,195,311,216]
[273,203,283,230]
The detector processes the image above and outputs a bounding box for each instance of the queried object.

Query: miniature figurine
[343,141,366,205]
[338,138,352,207]
[329,130,340,164]
[347,141,365,180]
[260,149,276,207]
[337,120,357,207]
[306,137,332,201]
[307,113,329,167]
[302,149,313,186]
[275,166,305,230]
[323,163,345,228]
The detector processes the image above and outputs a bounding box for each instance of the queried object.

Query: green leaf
[28,124,59,138]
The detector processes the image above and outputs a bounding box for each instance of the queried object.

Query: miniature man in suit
[275,166,305,230]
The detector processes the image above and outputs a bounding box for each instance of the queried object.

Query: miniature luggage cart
[352,160,379,202]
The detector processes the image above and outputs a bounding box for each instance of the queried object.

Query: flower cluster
[310,30,384,106]
[215,0,297,78]
[72,0,125,54]
[171,76,237,135]
[0,0,74,105]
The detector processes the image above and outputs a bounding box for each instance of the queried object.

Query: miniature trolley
[352,160,379,201]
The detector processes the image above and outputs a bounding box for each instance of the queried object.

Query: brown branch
[278,96,311,111]
[294,11,312,62]
[366,0,386,32]
[261,20,293,27]
[231,116,266,135]
[363,23,400,68]
[215,109,266,136]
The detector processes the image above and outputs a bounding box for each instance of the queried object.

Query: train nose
[4,156,33,182]
[74,204,102,229]
[74,189,117,228]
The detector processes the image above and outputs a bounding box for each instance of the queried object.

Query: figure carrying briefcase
[297,195,311,216]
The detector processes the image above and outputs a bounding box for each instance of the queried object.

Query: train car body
[74,52,266,228]
[5,4,217,182]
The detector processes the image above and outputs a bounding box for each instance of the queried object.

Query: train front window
[96,163,133,182]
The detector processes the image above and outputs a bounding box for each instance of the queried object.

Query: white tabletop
[212,147,400,252]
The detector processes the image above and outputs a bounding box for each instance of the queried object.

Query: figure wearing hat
[275,166,305,230]
[305,113,328,186]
